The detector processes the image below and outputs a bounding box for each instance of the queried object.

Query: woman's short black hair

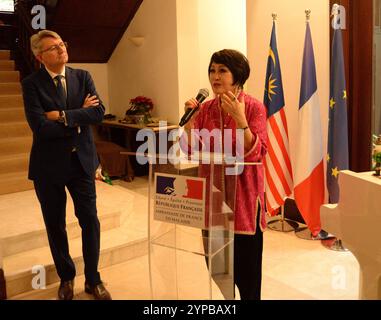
[208,49,250,88]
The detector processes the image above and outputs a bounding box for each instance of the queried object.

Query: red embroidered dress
[181,92,268,234]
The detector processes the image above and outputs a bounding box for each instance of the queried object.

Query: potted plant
[373,134,381,176]
[125,96,154,125]
[373,152,381,176]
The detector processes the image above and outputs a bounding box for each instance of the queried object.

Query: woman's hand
[82,94,100,108]
[220,91,248,129]
[183,98,200,130]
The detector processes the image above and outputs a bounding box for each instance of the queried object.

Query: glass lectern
[146,153,238,300]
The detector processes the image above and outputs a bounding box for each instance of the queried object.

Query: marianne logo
[156,175,203,200]
[154,173,206,229]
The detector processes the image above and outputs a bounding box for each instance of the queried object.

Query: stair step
[0,60,15,71]
[4,228,148,298]
[0,152,29,175]
[0,121,31,138]
[0,82,21,95]
[0,121,30,138]
[1,210,122,257]
[0,171,33,195]
[0,95,24,109]
[0,50,11,60]
[0,71,19,82]
[0,107,25,122]
[0,180,131,241]
[0,136,32,156]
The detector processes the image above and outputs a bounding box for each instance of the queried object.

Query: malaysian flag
[263,21,293,216]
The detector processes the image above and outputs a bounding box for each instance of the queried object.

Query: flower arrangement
[374,153,381,177]
[373,134,381,176]
[126,96,154,115]
[124,96,154,125]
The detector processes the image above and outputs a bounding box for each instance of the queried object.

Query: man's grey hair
[30,30,62,57]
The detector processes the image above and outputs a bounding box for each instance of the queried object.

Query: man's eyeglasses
[40,41,68,54]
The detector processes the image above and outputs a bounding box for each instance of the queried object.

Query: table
[95,119,179,176]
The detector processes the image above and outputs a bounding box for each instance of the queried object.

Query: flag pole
[321,3,349,252]
[305,9,311,22]
[265,12,299,233]
[294,9,316,240]
[294,9,334,241]
[267,203,299,232]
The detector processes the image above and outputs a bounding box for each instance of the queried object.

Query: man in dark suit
[22,30,111,300]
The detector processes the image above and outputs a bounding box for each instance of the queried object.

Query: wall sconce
[129,36,145,47]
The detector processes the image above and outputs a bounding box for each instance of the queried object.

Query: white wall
[196,0,247,91]
[247,0,330,188]
[176,0,246,117]
[108,0,179,122]
[68,63,110,112]
[176,0,201,121]
[177,0,246,121]
[108,0,246,123]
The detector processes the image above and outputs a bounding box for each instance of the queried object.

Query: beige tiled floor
[8,177,360,300]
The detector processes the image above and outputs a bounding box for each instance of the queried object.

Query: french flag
[294,22,325,237]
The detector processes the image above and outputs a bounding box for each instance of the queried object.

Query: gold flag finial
[272,13,277,21]
[305,9,311,21]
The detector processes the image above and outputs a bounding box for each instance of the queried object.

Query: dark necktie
[55,75,67,109]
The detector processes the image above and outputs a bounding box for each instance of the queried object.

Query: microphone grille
[198,88,209,98]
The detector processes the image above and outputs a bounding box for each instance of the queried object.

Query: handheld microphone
[179,88,209,127]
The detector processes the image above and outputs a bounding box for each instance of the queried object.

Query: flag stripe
[267,115,293,190]
[294,93,323,184]
[279,108,290,139]
[269,112,293,177]
[264,159,284,209]
[265,149,287,200]
[299,23,318,109]
[294,161,324,236]
[265,185,276,211]
[266,150,286,199]
[266,128,292,195]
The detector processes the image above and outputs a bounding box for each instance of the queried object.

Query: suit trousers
[33,151,101,286]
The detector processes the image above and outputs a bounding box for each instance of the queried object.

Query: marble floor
[8,177,360,300]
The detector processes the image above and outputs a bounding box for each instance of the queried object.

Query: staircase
[0,50,33,195]
[0,181,148,299]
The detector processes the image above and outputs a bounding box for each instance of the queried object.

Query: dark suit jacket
[22,66,105,182]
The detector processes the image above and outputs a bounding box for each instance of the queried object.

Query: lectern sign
[154,173,206,229]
